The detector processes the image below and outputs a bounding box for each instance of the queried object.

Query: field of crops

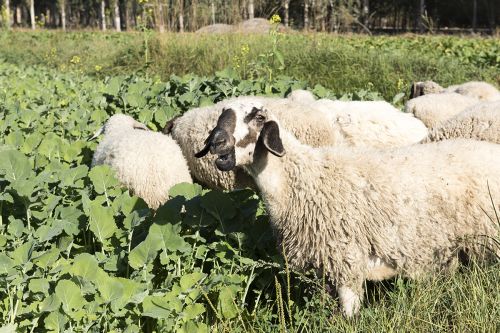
[0,31,499,332]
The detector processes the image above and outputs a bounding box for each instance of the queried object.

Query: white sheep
[314,99,428,148]
[91,114,192,209]
[197,100,500,317]
[404,92,479,128]
[166,96,428,191]
[423,101,500,144]
[410,80,500,101]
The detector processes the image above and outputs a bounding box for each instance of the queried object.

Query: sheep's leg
[337,284,362,317]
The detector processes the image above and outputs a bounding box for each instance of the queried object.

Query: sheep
[314,99,428,148]
[404,92,479,128]
[197,99,500,317]
[423,101,500,144]
[91,114,192,209]
[410,80,500,101]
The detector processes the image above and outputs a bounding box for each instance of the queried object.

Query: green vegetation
[0,31,498,101]
[0,58,499,332]
[0,31,499,331]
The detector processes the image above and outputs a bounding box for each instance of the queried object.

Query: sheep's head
[409,81,444,99]
[195,100,285,171]
[89,114,148,140]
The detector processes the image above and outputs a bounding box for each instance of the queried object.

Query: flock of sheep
[91,80,500,316]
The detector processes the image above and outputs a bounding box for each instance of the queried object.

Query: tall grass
[0,31,498,101]
[211,262,500,332]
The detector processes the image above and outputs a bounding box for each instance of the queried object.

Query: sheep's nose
[210,129,234,155]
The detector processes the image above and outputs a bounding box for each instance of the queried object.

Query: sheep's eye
[255,114,266,123]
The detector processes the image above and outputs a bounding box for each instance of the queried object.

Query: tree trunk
[417,0,425,32]
[15,5,20,25]
[304,0,309,30]
[5,0,11,29]
[248,0,254,19]
[157,0,165,32]
[283,0,289,27]
[114,0,121,31]
[472,0,477,32]
[362,0,369,27]
[60,0,66,30]
[29,0,35,29]
[101,0,106,31]
[178,0,183,32]
[191,0,197,30]
[211,0,215,24]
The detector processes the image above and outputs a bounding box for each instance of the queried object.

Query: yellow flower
[70,56,81,64]
[269,14,281,24]
[95,65,102,71]
[241,44,250,55]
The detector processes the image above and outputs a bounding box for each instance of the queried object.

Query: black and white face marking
[195,99,285,171]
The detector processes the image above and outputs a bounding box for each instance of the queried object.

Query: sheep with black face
[196,100,500,317]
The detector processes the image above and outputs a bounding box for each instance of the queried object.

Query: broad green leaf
[88,201,117,244]
[169,183,203,200]
[44,311,67,333]
[40,294,61,313]
[7,218,24,238]
[181,303,206,322]
[218,287,239,319]
[57,205,82,236]
[142,293,182,319]
[150,223,190,263]
[33,247,61,269]
[201,190,237,222]
[55,280,86,316]
[104,77,122,96]
[0,149,33,181]
[180,272,206,293]
[88,165,120,195]
[0,254,14,275]
[128,234,161,269]
[70,253,100,281]
[28,278,50,294]
[96,272,124,304]
[11,241,34,266]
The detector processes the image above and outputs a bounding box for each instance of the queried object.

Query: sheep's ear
[260,121,285,157]
[194,130,214,158]
[409,83,418,99]
[162,115,181,135]
[88,126,104,141]
[133,123,149,131]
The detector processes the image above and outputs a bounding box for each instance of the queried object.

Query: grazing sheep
[91,114,192,209]
[404,92,479,128]
[197,99,500,317]
[166,95,427,190]
[164,96,338,190]
[423,101,500,144]
[314,99,428,148]
[410,80,500,101]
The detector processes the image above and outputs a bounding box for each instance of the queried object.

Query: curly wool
[314,99,428,148]
[424,101,500,144]
[404,92,479,128]
[92,114,192,209]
